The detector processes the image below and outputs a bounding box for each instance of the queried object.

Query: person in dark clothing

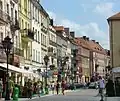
[61,81,66,95]
[106,79,115,97]
[56,80,60,95]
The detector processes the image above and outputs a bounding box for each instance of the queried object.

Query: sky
[41,0,120,49]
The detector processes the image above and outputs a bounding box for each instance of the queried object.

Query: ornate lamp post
[2,36,13,100]
[44,55,49,94]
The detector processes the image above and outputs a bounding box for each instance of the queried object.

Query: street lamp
[44,55,49,94]
[2,36,13,100]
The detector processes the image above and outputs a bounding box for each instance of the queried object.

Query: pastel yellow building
[19,0,34,84]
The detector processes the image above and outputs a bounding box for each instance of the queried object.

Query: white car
[89,82,98,89]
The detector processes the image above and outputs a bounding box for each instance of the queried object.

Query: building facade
[75,37,90,83]
[108,12,120,68]
[48,24,57,81]
[40,5,49,71]
[30,0,42,81]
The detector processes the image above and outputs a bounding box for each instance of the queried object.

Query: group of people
[96,76,115,101]
[51,80,66,95]
[0,77,14,100]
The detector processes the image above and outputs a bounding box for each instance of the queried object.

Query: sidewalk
[1,89,79,101]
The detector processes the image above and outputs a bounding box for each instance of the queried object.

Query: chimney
[83,36,86,40]
[96,42,99,44]
[70,31,75,38]
[92,40,95,42]
[64,28,69,36]
[50,19,53,26]
[86,37,89,41]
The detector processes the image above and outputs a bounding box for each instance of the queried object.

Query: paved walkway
[2,89,120,101]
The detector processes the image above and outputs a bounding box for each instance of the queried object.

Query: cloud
[48,11,109,49]
[94,2,114,17]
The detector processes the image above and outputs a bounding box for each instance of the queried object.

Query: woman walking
[56,80,60,95]
[61,81,66,95]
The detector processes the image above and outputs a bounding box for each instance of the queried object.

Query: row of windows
[50,33,56,42]
[32,3,40,22]
[41,33,47,46]
[32,49,40,62]
[33,27,40,43]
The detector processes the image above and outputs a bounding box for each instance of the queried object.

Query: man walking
[98,76,105,101]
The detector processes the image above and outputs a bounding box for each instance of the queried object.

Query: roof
[75,37,90,50]
[75,37,106,55]
[54,26,64,31]
[87,40,106,55]
[107,12,120,21]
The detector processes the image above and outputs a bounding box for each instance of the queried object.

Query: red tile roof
[75,37,106,55]
[54,26,64,31]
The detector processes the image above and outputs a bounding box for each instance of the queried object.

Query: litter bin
[13,84,19,101]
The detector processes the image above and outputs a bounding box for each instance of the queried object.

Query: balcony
[14,47,24,57]
[49,40,57,47]
[41,23,47,33]
[10,18,20,31]
[21,29,34,41]
[0,44,6,63]
[12,0,18,3]
[0,9,10,25]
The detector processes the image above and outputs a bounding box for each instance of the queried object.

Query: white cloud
[48,11,109,49]
[94,2,114,17]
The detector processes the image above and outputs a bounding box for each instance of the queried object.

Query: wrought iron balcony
[12,0,18,3]
[14,47,24,57]
[21,29,34,40]
[10,18,20,31]
[0,9,10,25]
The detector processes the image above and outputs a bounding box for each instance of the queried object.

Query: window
[24,0,27,11]
[41,33,43,44]
[38,51,40,62]
[35,7,37,20]
[38,31,40,42]
[33,49,35,61]
[36,50,37,61]
[0,33,3,43]
[28,24,29,29]
[0,1,2,10]
[11,7,13,19]
[7,4,9,14]
[45,36,46,46]
[25,22,27,29]
[38,10,39,22]
[22,19,24,29]
[36,29,38,41]
[15,10,17,19]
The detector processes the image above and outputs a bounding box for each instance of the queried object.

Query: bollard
[13,84,19,101]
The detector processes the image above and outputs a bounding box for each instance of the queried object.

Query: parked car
[89,82,98,89]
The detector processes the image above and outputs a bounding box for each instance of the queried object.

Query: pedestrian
[27,79,33,99]
[56,80,60,95]
[106,79,115,97]
[37,82,41,97]
[61,80,66,95]
[8,77,14,99]
[98,76,105,101]
[51,81,55,94]
[0,78,3,100]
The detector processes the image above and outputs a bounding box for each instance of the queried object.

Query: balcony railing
[21,29,34,40]
[10,18,20,31]
[0,9,10,25]
[14,47,24,57]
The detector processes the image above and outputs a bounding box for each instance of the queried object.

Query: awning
[112,67,120,73]
[0,63,40,78]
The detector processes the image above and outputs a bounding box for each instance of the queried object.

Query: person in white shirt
[98,76,105,101]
